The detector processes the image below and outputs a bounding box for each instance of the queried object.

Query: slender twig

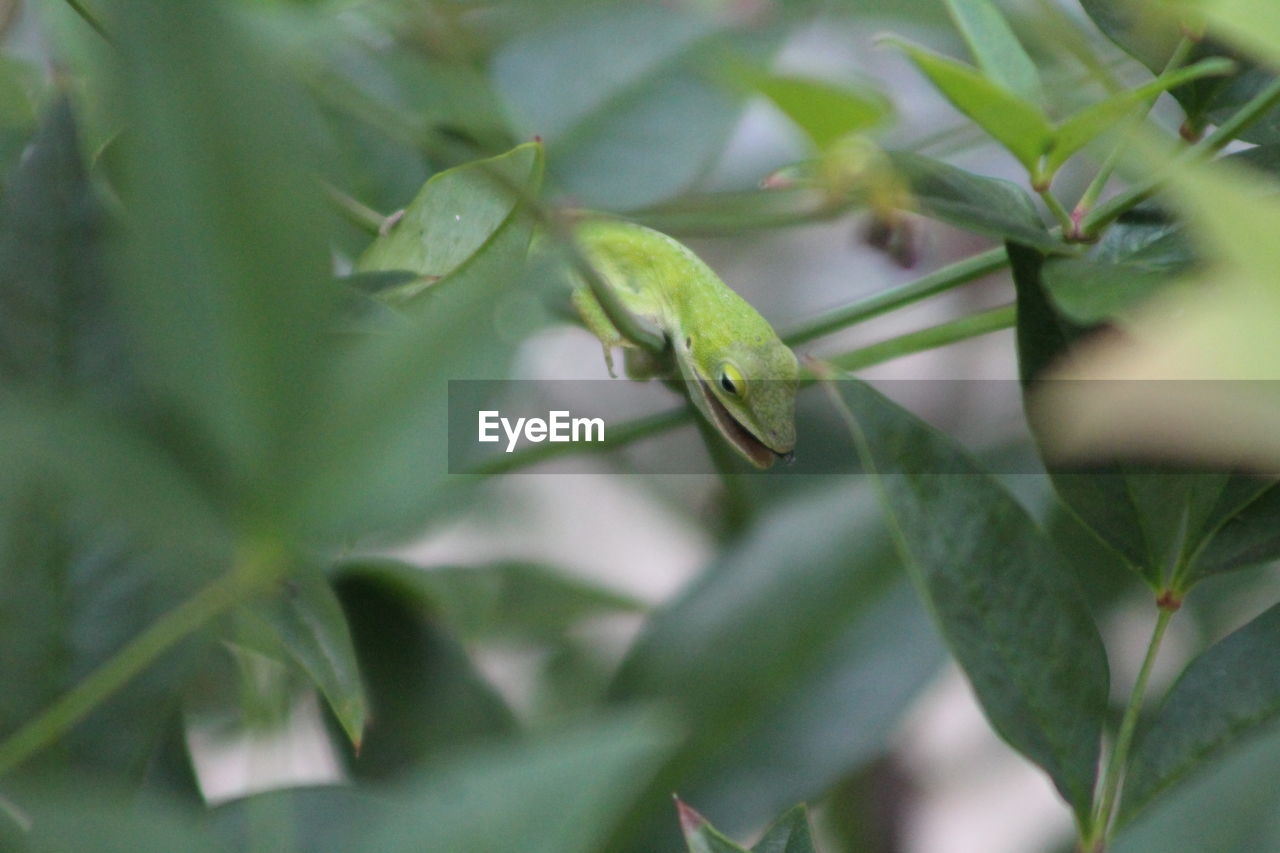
[817,303,1015,374]
[1073,38,1194,222]
[1040,188,1077,235]
[1081,75,1280,237]
[0,553,278,778]
[1087,606,1175,849]
[783,246,1009,345]
[322,181,387,236]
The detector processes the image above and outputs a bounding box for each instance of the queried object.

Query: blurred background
[2,0,1279,851]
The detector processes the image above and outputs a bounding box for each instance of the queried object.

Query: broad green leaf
[1046,58,1235,174]
[335,557,643,644]
[1078,0,1184,71]
[1122,603,1280,822]
[109,0,337,523]
[748,73,892,150]
[292,143,544,541]
[677,799,749,853]
[330,563,516,780]
[1111,725,1280,853]
[248,570,368,748]
[0,788,225,853]
[887,151,1059,250]
[365,713,677,853]
[752,805,818,853]
[1188,483,1280,579]
[1041,208,1195,323]
[883,36,1053,174]
[609,485,941,847]
[491,4,747,209]
[944,0,1043,102]
[828,376,1109,823]
[355,143,541,292]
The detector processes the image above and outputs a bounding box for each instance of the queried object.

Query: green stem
[322,181,387,236]
[783,246,1009,345]
[0,555,275,779]
[1040,188,1076,236]
[1081,75,1280,237]
[1088,606,1175,849]
[818,303,1015,374]
[1074,37,1195,219]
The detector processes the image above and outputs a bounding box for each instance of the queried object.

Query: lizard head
[679,330,799,469]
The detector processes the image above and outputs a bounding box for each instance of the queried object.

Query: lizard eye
[718,363,744,396]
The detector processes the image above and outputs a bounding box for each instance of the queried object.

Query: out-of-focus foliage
[2,0,1280,852]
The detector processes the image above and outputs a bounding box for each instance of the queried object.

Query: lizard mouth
[694,376,788,469]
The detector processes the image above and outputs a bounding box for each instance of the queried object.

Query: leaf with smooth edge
[252,570,367,748]
[827,376,1108,823]
[1047,58,1235,174]
[1041,209,1195,323]
[330,562,516,780]
[750,73,892,150]
[1189,483,1280,579]
[1122,603,1280,822]
[356,143,540,290]
[609,485,940,847]
[883,36,1053,173]
[366,713,676,853]
[294,143,543,541]
[492,3,746,208]
[1196,0,1280,71]
[888,151,1059,250]
[944,0,1043,102]
[752,805,818,853]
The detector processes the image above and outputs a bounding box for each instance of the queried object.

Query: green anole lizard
[567,216,799,469]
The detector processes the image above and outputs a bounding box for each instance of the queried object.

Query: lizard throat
[693,376,781,469]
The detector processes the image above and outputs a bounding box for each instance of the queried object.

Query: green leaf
[0,96,128,399]
[882,36,1053,174]
[355,142,541,291]
[330,562,516,780]
[1046,58,1236,175]
[752,805,818,853]
[748,73,892,150]
[1188,483,1280,579]
[249,570,368,748]
[827,376,1109,823]
[491,4,747,209]
[365,713,677,853]
[610,485,941,845]
[944,0,1043,103]
[1011,243,1269,586]
[1111,725,1280,853]
[292,143,544,541]
[1122,603,1280,822]
[1077,0,1184,72]
[677,799,749,853]
[109,0,337,521]
[335,557,643,644]
[0,483,214,785]
[887,151,1059,251]
[1041,208,1196,323]
[0,789,226,853]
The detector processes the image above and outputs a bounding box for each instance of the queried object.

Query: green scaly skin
[569,217,799,469]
